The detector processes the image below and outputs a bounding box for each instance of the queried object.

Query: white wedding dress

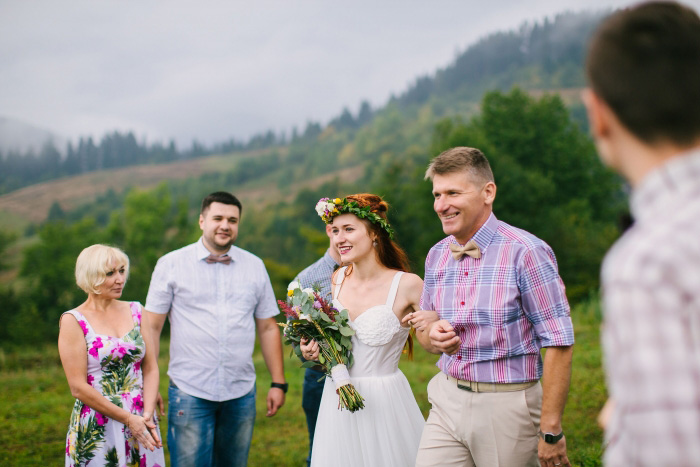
[310,268,425,467]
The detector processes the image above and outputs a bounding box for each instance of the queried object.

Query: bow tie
[449,240,481,260]
[205,253,232,265]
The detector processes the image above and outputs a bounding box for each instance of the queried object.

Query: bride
[301,193,436,467]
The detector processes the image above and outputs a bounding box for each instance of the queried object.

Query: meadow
[0,298,605,466]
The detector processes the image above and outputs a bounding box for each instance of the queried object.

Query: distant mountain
[0,117,65,155]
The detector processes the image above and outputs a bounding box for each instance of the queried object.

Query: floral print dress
[63,302,165,467]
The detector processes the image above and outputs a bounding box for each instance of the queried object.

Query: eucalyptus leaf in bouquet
[278,283,364,412]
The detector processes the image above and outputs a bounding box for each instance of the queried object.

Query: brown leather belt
[447,374,537,393]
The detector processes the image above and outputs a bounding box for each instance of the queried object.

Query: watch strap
[538,430,564,444]
[270,382,288,393]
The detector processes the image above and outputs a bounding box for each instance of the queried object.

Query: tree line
[0,89,626,347]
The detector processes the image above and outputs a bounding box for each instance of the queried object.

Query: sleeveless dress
[310,269,425,467]
[63,302,165,467]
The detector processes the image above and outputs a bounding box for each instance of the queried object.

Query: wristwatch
[538,430,564,444]
[270,382,288,393]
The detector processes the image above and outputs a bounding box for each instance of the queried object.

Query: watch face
[545,434,555,443]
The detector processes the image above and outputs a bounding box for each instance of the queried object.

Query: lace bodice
[333,268,409,377]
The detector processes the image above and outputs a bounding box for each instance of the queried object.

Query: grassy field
[0,299,605,466]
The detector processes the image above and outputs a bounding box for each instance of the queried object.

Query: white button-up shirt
[146,238,278,401]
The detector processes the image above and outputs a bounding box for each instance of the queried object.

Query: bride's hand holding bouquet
[278,282,365,412]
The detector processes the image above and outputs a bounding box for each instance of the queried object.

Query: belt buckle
[457,380,474,392]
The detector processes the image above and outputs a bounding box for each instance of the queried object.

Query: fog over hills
[0,117,65,155]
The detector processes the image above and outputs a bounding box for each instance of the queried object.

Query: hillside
[0,144,372,232]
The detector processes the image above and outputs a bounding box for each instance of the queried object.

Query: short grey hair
[425,147,495,184]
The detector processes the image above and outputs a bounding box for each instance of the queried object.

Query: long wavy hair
[338,193,414,358]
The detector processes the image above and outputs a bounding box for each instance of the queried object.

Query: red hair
[341,193,414,358]
[344,193,410,272]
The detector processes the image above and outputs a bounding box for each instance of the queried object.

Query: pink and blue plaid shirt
[420,213,574,383]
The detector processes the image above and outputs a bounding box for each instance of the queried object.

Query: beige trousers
[415,373,541,467]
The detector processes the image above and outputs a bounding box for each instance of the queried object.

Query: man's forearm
[540,345,573,432]
[259,321,285,382]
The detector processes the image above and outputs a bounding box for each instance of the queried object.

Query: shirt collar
[196,237,235,262]
[322,249,340,269]
[448,212,498,254]
[630,148,700,223]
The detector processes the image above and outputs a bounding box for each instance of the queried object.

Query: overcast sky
[2,0,698,148]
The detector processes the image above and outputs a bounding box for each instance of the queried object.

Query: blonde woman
[58,244,164,466]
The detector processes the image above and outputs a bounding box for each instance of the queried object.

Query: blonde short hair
[75,244,130,294]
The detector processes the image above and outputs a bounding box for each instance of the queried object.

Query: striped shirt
[421,213,574,383]
[602,149,700,465]
[294,249,339,301]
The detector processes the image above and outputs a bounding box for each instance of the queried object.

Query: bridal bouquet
[278,282,365,412]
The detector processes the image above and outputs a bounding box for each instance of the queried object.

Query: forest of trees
[0,88,626,346]
[0,11,628,348]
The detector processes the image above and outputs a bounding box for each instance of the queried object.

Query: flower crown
[315,197,395,240]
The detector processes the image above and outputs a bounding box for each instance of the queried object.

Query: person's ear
[483,182,497,206]
[582,88,610,142]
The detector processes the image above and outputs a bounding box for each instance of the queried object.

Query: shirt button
[457,356,462,360]
[460,301,465,306]
[464,271,468,276]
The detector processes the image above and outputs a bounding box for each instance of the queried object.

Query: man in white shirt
[145,191,286,467]
[583,2,700,464]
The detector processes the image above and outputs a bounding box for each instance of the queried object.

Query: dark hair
[343,193,411,273]
[425,147,494,184]
[586,1,700,145]
[201,191,243,215]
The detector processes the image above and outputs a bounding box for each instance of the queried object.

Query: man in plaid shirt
[413,147,575,467]
[583,2,700,464]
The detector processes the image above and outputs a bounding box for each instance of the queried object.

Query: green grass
[0,299,605,466]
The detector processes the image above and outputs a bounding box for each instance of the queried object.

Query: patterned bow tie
[205,253,232,265]
[449,240,481,260]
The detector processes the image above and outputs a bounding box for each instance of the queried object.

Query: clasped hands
[300,337,320,361]
[400,309,439,332]
[126,411,162,451]
[422,319,462,355]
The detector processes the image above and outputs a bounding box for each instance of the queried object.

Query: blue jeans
[302,368,325,467]
[168,380,256,467]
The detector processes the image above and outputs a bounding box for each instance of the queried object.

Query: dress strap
[60,309,92,337]
[333,266,347,300]
[129,301,143,326]
[385,271,405,309]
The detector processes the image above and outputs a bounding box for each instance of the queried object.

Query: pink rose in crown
[78,320,89,336]
[111,341,137,359]
[88,337,104,358]
[95,412,108,426]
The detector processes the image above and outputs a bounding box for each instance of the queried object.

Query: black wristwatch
[270,382,288,393]
[538,430,564,444]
